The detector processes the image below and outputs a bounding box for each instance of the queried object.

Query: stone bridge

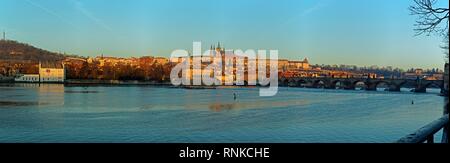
[279,77,444,93]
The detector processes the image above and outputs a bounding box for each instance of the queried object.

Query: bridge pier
[287,82,297,87]
[388,85,401,92]
[341,81,355,90]
[343,86,355,90]
[388,88,401,91]
[279,80,288,87]
[365,87,377,91]
[365,83,377,91]
[413,85,427,93]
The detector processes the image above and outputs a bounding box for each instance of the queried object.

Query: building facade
[14,62,65,83]
[14,74,40,82]
[39,62,65,82]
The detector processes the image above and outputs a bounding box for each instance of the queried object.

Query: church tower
[303,57,309,63]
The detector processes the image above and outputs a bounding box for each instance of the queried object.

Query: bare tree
[443,32,449,61]
[410,0,449,61]
[410,0,449,35]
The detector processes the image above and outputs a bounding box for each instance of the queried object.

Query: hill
[0,40,66,62]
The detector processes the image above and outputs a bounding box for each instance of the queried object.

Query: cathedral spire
[303,57,309,63]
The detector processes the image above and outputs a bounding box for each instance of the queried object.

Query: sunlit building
[39,62,65,82]
[154,57,169,65]
[287,58,310,71]
[14,62,65,83]
[14,74,40,82]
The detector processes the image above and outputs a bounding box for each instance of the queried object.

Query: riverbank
[1,79,261,90]
[3,79,261,87]
[0,76,14,83]
[65,79,172,85]
[65,80,259,89]
[1,79,446,94]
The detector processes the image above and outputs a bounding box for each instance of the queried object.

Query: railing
[396,114,449,143]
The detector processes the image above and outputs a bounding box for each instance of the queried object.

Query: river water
[0,84,446,143]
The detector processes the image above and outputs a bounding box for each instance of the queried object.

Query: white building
[14,62,65,83]
[14,74,40,82]
[39,62,65,82]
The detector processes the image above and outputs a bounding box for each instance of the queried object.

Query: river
[0,83,446,143]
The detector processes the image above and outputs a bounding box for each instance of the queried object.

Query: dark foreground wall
[444,63,449,96]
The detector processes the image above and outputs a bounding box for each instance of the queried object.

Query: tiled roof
[40,62,63,69]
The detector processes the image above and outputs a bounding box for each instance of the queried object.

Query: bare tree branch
[442,32,449,62]
[410,0,449,62]
[409,0,449,36]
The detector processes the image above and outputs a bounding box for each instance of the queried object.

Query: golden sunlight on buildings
[14,62,66,83]
[168,43,311,85]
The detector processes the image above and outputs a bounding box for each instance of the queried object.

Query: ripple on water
[64,91,99,94]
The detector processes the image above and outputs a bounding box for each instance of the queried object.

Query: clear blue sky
[0,0,448,69]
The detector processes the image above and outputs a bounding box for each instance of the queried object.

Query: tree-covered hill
[0,40,66,61]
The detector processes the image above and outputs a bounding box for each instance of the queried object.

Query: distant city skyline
[0,0,448,69]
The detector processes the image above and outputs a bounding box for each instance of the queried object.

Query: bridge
[279,77,444,93]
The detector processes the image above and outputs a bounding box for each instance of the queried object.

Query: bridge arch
[364,80,390,91]
[280,77,444,93]
[313,80,326,88]
[422,81,444,93]
[424,81,443,89]
[353,81,367,90]
[374,81,391,91]
[279,78,289,87]
[296,79,308,87]
[395,80,409,89]
[287,78,297,87]
[389,80,414,91]
[329,80,341,89]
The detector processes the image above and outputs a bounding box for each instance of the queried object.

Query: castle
[170,42,310,85]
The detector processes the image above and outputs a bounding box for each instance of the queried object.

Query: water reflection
[138,98,311,112]
[37,84,65,107]
[0,101,43,107]
[65,90,99,93]
[0,84,446,143]
[209,103,237,112]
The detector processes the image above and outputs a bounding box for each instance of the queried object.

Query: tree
[442,33,449,61]
[410,0,449,62]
